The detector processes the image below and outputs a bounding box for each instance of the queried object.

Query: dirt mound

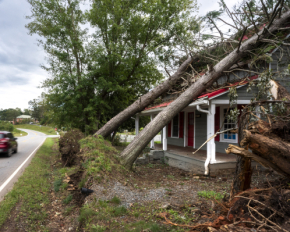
[59,129,84,167]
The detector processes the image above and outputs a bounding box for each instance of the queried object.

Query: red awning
[143,75,258,111]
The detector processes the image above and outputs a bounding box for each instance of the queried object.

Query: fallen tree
[94,56,195,138]
[229,79,290,197]
[119,8,290,169]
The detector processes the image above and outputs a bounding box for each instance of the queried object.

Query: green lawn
[15,124,58,135]
[13,128,28,137]
[0,138,57,230]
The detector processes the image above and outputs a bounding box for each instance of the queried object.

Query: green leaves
[26,0,199,133]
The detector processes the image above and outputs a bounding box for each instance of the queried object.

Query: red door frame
[187,112,194,147]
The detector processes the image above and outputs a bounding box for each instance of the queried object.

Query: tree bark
[95,56,196,138]
[119,10,290,169]
[226,144,290,178]
[230,80,290,197]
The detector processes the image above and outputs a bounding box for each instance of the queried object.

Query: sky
[0,0,238,111]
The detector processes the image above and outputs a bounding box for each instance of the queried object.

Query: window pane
[172,115,179,137]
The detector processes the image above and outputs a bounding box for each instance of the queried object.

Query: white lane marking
[0,138,46,193]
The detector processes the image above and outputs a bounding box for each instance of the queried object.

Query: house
[134,44,290,174]
[14,115,32,124]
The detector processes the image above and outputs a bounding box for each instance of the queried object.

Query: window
[172,114,179,137]
[221,108,238,143]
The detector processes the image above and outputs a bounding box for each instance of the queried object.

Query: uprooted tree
[228,80,290,197]
[118,2,290,170]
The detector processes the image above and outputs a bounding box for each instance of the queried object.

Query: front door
[188,112,194,147]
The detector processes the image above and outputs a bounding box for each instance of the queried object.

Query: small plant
[167,175,174,179]
[147,163,154,168]
[112,206,127,216]
[198,190,224,200]
[110,196,121,204]
[91,224,106,232]
[63,194,73,204]
[53,179,62,192]
[78,205,97,223]
[64,205,75,215]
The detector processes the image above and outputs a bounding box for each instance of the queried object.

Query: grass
[197,190,225,200]
[14,124,58,135]
[13,128,28,137]
[0,138,57,230]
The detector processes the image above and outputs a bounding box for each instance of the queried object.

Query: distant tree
[0,108,22,122]
[23,109,31,115]
[28,93,47,122]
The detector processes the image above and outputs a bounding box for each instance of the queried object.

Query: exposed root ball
[59,129,84,167]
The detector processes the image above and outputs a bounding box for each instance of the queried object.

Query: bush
[0,121,14,132]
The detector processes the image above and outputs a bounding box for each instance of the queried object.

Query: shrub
[0,121,14,132]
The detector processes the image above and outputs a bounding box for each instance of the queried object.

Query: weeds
[110,196,121,205]
[197,190,224,200]
[112,206,127,216]
[63,194,73,204]
[53,179,63,192]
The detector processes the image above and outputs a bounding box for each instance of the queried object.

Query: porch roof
[142,75,258,114]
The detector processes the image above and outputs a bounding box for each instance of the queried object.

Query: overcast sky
[0,0,237,111]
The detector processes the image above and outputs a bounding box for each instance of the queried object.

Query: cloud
[0,0,47,110]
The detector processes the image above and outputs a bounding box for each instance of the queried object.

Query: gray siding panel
[168,137,184,147]
[216,141,238,153]
[214,85,259,100]
[163,123,184,147]
[194,112,207,150]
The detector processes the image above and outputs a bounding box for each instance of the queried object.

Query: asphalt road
[0,129,58,201]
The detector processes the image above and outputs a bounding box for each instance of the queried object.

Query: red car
[0,131,18,157]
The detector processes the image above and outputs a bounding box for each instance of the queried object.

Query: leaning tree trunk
[230,111,252,198]
[95,56,195,138]
[95,44,229,138]
[119,10,290,169]
[229,80,290,197]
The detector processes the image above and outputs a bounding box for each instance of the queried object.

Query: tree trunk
[230,80,290,197]
[119,10,290,169]
[95,56,196,138]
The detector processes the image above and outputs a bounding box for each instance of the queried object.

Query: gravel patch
[87,181,166,207]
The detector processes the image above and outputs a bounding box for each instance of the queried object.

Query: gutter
[196,101,211,175]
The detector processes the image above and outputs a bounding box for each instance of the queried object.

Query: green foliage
[110,196,121,205]
[79,136,119,175]
[0,108,22,122]
[53,179,63,192]
[112,206,127,216]
[63,194,73,204]
[91,224,106,232]
[78,204,98,223]
[0,121,14,132]
[26,0,199,134]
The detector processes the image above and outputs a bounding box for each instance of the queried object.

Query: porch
[154,144,238,174]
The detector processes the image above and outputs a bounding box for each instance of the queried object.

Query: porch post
[135,115,139,136]
[162,125,167,151]
[207,102,216,162]
[150,114,155,149]
[255,105,261,118]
